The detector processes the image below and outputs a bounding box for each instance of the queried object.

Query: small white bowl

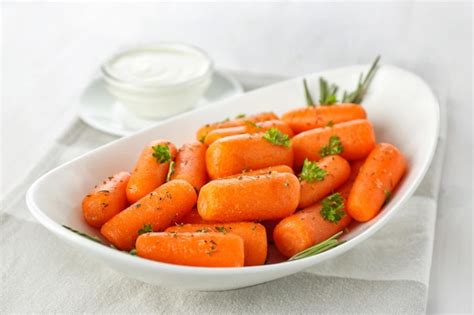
[102,43,213,119]
[27,64,439,291]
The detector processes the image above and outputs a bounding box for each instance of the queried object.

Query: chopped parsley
[236,113,246,119]
[152,144,171,163]
[245,120,260,128]
[383,190,392,206]
[129,249,137,256]
[263,128,290,147]
[299,159,327,183]
[215,226,227,234]
[320,135,343,157]
[326,120,334,127]
[137,224,153,235]
[320,193,345,224]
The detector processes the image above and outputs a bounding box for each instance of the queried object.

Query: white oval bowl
[26,64,439,291]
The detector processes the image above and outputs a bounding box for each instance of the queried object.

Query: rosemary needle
[303,78,315,107]
[288,231,345,261]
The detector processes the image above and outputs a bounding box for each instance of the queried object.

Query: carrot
[204,120,294,145]
[198,172,300,222]
[166,222,267,266]
[298,155,351,208]
[176,208,218,224]
[82,172,130,228]
[282,103,367,134]
[261,220,280,242]
[272,160,363,257]
[170,142,207,191]
[126,140,177,204]
[136,232,244,267]
[225,165,294,178]
[101,179,197,250]
[292,119,376,170]
[196,112,278,142]
[347,143,407,222]
[206,133,293,179]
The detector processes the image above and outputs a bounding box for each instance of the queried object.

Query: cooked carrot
[166,222,267,266]
[225,165,294,178]
[272,160,363,257]
[204,120,294,145]
[126,140,177,204]
[292,119,376,170]
[101,179,197,250]
[82,172,130,228]
[282,103,367,134]
[136,232,244,267]
[298,155,351,208]
[170,142,207,191]
[261,220,280,242]
[347,143,407,222]
[176,208,218,224]
[196,112,278,142]
[198,172,300,222]
[206,133,293,179]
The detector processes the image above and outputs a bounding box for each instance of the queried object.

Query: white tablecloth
[1,2,472,313]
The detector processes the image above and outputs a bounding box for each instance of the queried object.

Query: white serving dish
[27,64,439,291]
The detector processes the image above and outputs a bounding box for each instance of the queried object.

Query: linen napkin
[0,76,446,314]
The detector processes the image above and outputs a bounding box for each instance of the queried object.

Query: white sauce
[105,45,211,86]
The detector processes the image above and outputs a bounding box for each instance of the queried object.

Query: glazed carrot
[101,179,197,250]
[206,133,293,179]
[136,232,244,267]
[176,208,219,224]
[292,119,376,170]
[170,142,207,191]
[166,222,267,266]
[261,220,280,242]
[82,172,130,228]
[272,160,364,257]
[347,143,407,222]
[196,112,278,142]
[282,103,367,134]
[204,120,294,145]
[126,140,177,204]
[225,165,294,178]
[198,172,300,222]
[298,155,351,208]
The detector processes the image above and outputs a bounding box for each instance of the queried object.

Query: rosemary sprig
[319,77,339,105]
[303,78,315,107]
[342,55,380,104]
[288,231,344,261]
[63,225,103,244]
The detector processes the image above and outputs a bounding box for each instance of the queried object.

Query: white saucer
[78,71,243,136]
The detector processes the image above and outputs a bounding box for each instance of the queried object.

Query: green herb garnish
[215,226,227,234]
[166,161,175,182]
[383,190,392,206]
[138,224,153,235]
[263,128,290,147]
[245,120,260,128]
[152,144,171,164]
[289,231,344,260]
[320,193,345,224]
[342,55,380,104]
[196,227,210,233]
[319,77,339,105]
[63,225,103,244]
[129,249,137,256]
[236,113,246,119]
[326,120,334,127]
[319,135,343,157]
[299,159,327,183]
[303,78,315,107]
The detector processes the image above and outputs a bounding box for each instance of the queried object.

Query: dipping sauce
[102,43,213,119]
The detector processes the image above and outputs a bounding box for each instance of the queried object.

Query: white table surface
[1,2,472,313]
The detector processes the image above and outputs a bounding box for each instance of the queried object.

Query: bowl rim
[26,63,440,276]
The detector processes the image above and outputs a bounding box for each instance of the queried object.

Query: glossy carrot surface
[171,142,208,191]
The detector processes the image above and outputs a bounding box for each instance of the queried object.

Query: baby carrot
[298,155,351,208]
[225,165,294,178]
[101,179,197,251]
[347,143,407,222]
[204,120,294,145]
[292,119,376,170]
[176,208,219,224]
[206,132,293,179]
[261,220,280,242]
[282,103,367,134]
[136,232,244,267]
[166,222,267,266]
[170,142,208,191]
[198,172,300,222]
[273,161,363,257]
[126,140,177,204]
[82,172,130,228]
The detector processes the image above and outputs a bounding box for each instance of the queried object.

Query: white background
[1,2,472,313]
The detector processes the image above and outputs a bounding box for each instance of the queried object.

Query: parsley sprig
[299,159,327,183]
[152,144,171,164]
[263,128,290,147]
[320,193,345,224]
[138,224,153,235]
[289,231,344,261]
[320,135,344,157]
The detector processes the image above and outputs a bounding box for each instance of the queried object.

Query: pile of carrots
[80,64,407,268]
